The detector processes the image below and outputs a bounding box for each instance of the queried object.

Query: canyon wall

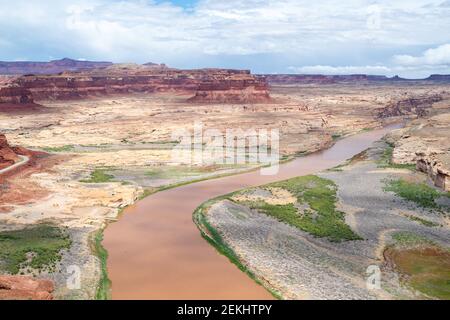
[0,86,34,104]
[0,64,270,104]
[377,94,443,118]
[187,73,270,103]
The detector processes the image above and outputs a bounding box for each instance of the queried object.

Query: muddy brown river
[103,124,401,299]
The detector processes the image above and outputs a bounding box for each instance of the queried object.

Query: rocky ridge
[0,63,270,104]
[377,94,443,118]
[386,113,450,191]
[265,74,450,85]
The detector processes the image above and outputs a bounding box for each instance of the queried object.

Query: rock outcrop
[416,153,450,191]
[0,86,34,104]
[0,134,20,170]
[377,94,443,118]
[386,113,450,191]
[188,71,270,103]
[0,58,112,75]
[0,64,270,104]
[0,275,54,300]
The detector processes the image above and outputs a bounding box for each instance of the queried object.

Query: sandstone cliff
[0,86,34,104]
[188,72,270,103]
[0,64,270,104]
[386,113,450,191]
[0,134,20,170]
[377,94,443,118]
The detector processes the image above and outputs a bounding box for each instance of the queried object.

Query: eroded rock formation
[0,86,34,104]
[0,275,54,300]
[386,113,450,191]
[416,153,450,191]
[0,63,270,104]
[0,134,20,170]
[188,72,270,103]
[377,94,443,118]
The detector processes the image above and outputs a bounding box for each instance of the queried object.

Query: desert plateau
[0,58,449,300]
[1,0,450,304]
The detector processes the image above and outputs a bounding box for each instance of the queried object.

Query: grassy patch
[384,179,449,210]
[392,231,436,247]
[145,167,206,179]
[0,225,71,274]
[403,214,440,227]
[42,145,74,153]
[378,143,416,170]
[90,230,111,300]
[80,169,115,183]
[331,134,341,140]
[233,175,361,242]
[145,165,245,180]
[385,232,450,300]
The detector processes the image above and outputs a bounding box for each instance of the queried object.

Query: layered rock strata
[386,113,450,191]
[1,64,270,104]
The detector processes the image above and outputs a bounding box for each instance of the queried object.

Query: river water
[103,124,401,299]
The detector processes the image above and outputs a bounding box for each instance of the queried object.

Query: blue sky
[1,0,450,77]
[157,0,197,8]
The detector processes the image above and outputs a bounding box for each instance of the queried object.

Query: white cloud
[289,44,450,78]
[0,0,449,76]
[393,43,450,66]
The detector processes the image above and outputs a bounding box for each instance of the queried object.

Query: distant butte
[263,74,450,84]
[0,58,113,75]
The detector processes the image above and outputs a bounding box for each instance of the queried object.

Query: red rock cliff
[0,64,270,104]
[188,71,270,103]
[0,134,20,170]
